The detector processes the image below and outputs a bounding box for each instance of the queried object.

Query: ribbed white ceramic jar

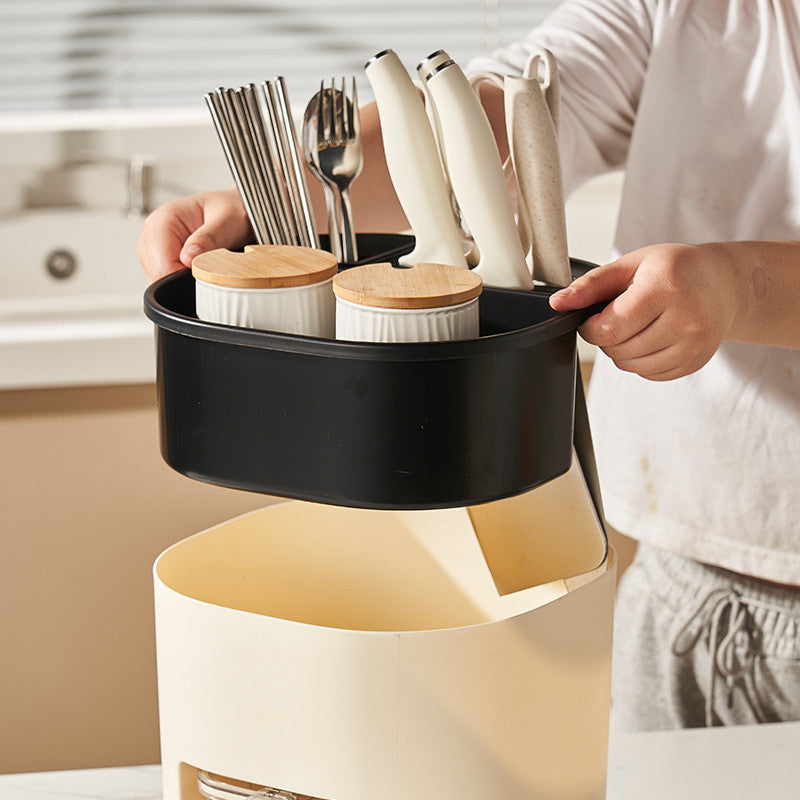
[335,294,478,343]
[195,277,334,337]
[192,244,337,338]
[333,261,482,344]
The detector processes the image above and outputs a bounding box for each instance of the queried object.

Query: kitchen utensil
[417,49,479,267]
[220,87,274,244]
[420,55,533,290]
[312,77,363,264]
[191,245,336,337]
[260,80,303,244]
[302,90,344,264]
[333,261,481,343]
[204,90,266,244]
[275,76,319,248]
[365,49,467,270]
[225,87,278,244]
[506,49,570,286]
[241,83,294,244]
[204,77,319,249]
[262,80,312,247]
[466,49,570,286]
[250,82,297,244]
[462,69,525,250]
[526,48,560,130]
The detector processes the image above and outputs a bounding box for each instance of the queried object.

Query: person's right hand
[137,187,252,283]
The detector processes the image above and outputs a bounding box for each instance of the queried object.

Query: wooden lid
[332,262,482,309]
[191,245,338,289]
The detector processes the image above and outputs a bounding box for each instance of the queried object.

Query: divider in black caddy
[144,232,599,510]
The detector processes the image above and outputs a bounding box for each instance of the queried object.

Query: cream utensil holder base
[154,475,614,800]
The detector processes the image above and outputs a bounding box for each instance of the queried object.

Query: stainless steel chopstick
[229,87,282,243]
[222,88,274,243]
[214,87,270,244]
[262,79,309,246]
[241,83,293,244]
[275,76,319,248]
[218,87,272,244]
[206,76,328,249]
[204,91,265,245]
[257,81,300,244]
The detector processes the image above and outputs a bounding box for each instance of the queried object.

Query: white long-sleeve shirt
[469,0,800,584]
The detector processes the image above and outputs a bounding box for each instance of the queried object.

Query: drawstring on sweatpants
[671,586,768,727]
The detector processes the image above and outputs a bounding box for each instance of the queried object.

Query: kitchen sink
[0,208,153,389]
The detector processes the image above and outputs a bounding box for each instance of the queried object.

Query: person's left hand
[549,242,748,381]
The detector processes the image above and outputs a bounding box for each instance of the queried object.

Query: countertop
[2,721,799,799]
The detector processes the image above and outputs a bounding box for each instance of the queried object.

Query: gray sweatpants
[611,542,800,733]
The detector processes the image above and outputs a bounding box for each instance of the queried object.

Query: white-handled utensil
[526,48,560,131]
[506,49,570,287]
[468,49,570,287]
[418,50,480,267]
[365,49,467,270]
[421,56,533,290]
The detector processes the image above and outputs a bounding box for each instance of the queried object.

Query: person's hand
[137,187,252,283]
[549,243,748,381]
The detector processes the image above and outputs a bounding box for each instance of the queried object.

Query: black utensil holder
[144,233,598,509]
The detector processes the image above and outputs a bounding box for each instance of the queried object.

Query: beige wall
[1,374,637,776]
[0,384,269,775]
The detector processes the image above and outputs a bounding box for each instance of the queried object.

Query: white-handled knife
[365,49,467,269]
[420,55,533,291]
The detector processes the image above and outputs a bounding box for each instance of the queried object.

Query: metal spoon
[302,88,344,263]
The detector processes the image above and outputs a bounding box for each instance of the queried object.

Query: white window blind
[0,0,559,114]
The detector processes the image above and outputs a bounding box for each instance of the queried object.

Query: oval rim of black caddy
[144,257,600,360]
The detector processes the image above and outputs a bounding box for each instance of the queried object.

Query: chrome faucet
[126,154,153,218]
[69,152,155,217]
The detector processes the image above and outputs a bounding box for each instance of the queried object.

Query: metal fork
[314,77,362,264]
[302,90,343,263]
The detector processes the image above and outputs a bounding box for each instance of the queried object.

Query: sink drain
[45,249,78,279]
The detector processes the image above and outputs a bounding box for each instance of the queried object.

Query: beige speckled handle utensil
[506,49,571,287]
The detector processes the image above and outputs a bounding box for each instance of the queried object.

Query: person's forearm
[723,240,800,350]
[475,82,510,162]
[549,239,800,381]
[337,101,409,234]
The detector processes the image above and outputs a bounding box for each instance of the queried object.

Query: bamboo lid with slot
[333,262,482,343]
[191,244,337,337]
[192,245,338,289]
[332,262,482,309]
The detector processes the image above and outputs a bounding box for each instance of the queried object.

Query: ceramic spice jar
[333,261,482,343]
[192,244,337,337]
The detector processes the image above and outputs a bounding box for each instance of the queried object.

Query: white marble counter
[607,720,800,799]
[3,721,800,800]
[0,764,162,800]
